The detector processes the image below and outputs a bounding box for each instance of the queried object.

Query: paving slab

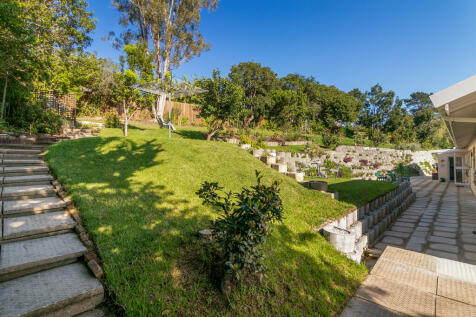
[2,184,56,199]
[437,275,476,306]
[341,297,406,317]
[436,296,476,317]
[3,211,75,240]
[426,249,459,261]
[383,230,411,238]
[355,275,436,316]
[371,258,437,293]
[436,257,476,282]
[3,196,66,216]
[433,231,457,239]
[429,243,459,253]
[0,263,103,317]
[428,235,457,245]
[0,233,86,278]
[380,246,437,271]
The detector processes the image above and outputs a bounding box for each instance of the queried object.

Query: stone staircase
[0,144,104,317]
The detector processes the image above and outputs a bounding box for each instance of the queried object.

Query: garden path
[0,144,104,317]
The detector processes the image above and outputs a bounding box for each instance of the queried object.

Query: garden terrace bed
[45,126,368,316]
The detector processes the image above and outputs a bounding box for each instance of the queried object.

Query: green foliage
[197,172,283,282]
[229,62,279,128]
[322,130,340,148]
[196,70,245,140]
[339,166,352,178]
[105,113,121,128]
[7,101,62,134]
[239,134,255,146]
[305,142,325,158]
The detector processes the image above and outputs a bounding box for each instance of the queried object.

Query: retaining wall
[318,181,416,263]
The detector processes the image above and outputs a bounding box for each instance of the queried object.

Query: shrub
[322,130,340,148]
[372,163,380,169]
[339,166,352,178]
[196,172,284,287]
[7,101,63,134]
[343,156,352,163]
[305,142,325,159]
[105,113,122,128]
[359,159,368,166]
[240,134,256,146]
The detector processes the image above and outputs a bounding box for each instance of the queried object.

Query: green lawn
[46,126,369,316]
[305,178,398,207]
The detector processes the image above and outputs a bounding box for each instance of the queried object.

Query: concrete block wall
[319,181,416,263]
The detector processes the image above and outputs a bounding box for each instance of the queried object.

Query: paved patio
[374,176,476,265]
[342,246,476,316]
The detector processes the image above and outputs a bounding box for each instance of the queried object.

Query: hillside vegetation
[46,126,367,316]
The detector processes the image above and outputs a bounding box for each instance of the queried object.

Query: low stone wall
[318,181,416,263]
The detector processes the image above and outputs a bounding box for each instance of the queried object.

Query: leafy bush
[305,142,325,159]
[240,134,256,146]
[196,172,284,288]
[359,159,368,166]
[339,166,352,178]
[322,130,340,148]
[368,127,387,146]
[105,112,122,128]
[7,101,62,134]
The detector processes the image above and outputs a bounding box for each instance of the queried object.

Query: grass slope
[46,126,367,316]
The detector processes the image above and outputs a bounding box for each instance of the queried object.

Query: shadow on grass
[173,129,206,140]
[127,124,146,130]
[45,137,366,316]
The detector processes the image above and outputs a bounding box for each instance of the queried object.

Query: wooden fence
[128,101,202,125]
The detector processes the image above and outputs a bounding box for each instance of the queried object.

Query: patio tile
[429,243,459,253]
[425,250,459,261]
[462,244,476,252]
[433,231,457,239]
[428,236,457,245]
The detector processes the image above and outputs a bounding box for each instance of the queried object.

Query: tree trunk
[243,114,255,129]
[123,99,128,137]
[207,130,217,141]
[1,75,8,120]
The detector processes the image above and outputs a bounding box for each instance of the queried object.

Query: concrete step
[2,196,66,217]
[2,184,56,200]
[1,153,43,159]
[0,263,104,317]
[2,174,53,186]
[1,166,49,177]
[0,233,87,281]
[2,159,45,166]
[2,211,75,241]
[0,148,43,154]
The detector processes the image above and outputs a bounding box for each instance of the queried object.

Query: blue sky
[88,0,476,98]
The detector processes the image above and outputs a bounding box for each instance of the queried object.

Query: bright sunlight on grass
[46,126,369,316]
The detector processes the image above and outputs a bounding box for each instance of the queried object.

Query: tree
[315,85,362,130]
[196,70,244,140]
[114,69,140,136]
[229,62,279,128]
[113,0,218,124]
[0,0,95,122]
[270,89,308,130]
[358,84,395,129]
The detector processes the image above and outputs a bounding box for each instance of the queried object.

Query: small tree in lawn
[196,70,244,141]
[114,69,140,136]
